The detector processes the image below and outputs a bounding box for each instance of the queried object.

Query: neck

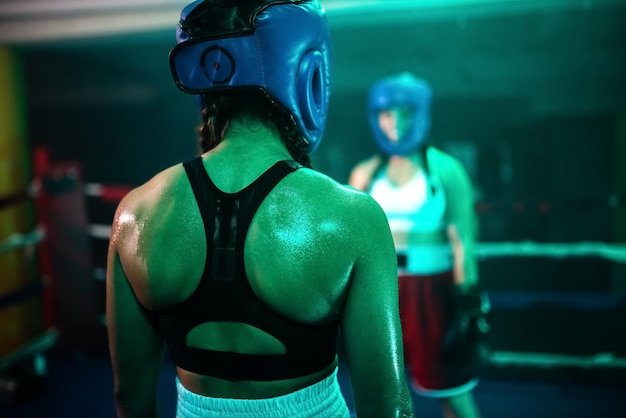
[208,115,292,162]
[201,115,294,191]
[385,151,426,186]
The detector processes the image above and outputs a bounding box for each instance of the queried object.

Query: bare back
[107,124,412,416]
[109,154,400,398]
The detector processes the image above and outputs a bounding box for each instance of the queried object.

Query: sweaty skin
[106,117,415,418]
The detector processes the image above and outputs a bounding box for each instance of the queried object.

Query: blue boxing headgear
[169,0,332,153]
[368,73,432,156]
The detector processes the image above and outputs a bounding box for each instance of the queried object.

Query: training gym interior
[1,0,625,417]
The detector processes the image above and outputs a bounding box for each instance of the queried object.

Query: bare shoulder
[427,147,474,203]
[297,167,379,200]
[352,154,382,172]
[250,166,394,293]
[428,147,466,173]
[347,154,383,190]
[287,167,389,227]
[108,162,204,304]
[110,163,188,245]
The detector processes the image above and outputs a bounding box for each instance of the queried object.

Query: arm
[437,152,491,365]
[341,195,415,418]
[348,154,382,191]
[106,200,165,418]
[438,152,478,286]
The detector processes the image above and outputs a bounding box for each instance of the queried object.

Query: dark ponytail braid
[197,90,313,169]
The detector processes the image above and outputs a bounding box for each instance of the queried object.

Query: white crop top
[369,169,452,274]
[369,169,446,234]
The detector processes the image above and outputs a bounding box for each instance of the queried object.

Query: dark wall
[23,41,199,186]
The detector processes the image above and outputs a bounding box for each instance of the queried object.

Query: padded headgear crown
[170,0,332,153]
[368,73,432,156]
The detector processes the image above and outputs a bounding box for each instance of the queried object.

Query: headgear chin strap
[368,73,432,156]
[170,0,332,153]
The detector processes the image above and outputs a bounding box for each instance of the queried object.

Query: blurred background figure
[349,73,489,418]
[106,1,414,417]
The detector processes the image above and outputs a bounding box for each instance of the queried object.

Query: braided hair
[198,90,313,169]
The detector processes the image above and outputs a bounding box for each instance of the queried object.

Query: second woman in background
[349,72,490,418]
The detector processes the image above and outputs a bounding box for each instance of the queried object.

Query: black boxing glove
[441,284,491,370]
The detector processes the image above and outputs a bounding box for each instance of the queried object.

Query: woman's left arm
[106,200,165,418]
[438,152,479,286]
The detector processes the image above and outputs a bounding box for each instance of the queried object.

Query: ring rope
[476,242,626,263]
[87,224,112,240]
[488,351,626,369]
[0,226,45,254]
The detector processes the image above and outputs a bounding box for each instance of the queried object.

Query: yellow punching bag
[0,47,41,358]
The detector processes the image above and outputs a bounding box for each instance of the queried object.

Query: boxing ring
[0,148,101,403]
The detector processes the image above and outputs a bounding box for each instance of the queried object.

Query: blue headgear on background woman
[368,72,432,156]
[169,0,332,157]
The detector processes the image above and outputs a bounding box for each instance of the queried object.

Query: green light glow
[324,0,617,26]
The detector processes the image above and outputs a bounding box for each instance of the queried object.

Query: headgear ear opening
[170,0,332,153]
[297,50,325,132]
[368,73,432,156]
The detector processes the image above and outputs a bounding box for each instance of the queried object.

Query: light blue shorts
[175,367,350,418]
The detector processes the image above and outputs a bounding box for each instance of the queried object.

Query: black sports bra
[155,157,339,381]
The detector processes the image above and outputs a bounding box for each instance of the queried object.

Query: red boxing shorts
[398,271,478,398]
